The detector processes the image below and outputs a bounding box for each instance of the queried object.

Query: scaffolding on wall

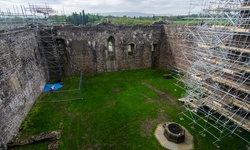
[176,0,250,147]
[0,3,66,81]
[0,3,66,32]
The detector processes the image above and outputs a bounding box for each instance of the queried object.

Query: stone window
[57,40,65,52]
[107,36,115,53]
[108,41,113,52]
[107,36,115,60]
[128,43,135,56]
[152,44,158,51]
[56,39,68,62]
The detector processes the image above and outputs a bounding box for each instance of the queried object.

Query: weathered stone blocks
[0,29,46,144]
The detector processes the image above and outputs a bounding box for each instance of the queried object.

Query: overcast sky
[0,0,200,15]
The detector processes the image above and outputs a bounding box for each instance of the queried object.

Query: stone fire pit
[163,122,185,144]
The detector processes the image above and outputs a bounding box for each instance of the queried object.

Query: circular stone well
[155,122,193,150]
[163,122,185,144]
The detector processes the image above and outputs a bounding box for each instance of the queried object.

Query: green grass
[10,69,250,150]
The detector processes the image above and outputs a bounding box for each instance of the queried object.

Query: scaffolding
[0,4,66,32]
[0,3,66,81]
[176,0,250,147]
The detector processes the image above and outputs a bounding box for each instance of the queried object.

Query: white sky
[0,0,200,15]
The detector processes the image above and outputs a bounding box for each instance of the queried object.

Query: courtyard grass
[10,69,250,150]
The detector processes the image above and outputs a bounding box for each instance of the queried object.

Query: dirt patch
[80,112,93,122]
[142,82,182,110]
[62,110,76,118]
[143,94,157,103]
[81,138,102,150]
[140,109,169,137]
[112,88,121,93]
[158,94,182,110]
[106,99,117,108]
[140,82,184,137]
[142,82,165,95]
[54,102,76,118]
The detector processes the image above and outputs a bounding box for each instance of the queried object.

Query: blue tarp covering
[43,83,63,92]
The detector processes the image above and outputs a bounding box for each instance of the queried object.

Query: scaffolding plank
[208,6,250,11]
[233,99,250,112]
[220,45,250,54]
[198,44,250,54]
[204,57,250,73]
[212,76,250,93]
[202,86,250,111]
[203,97,250,132]
[213,25,250,33]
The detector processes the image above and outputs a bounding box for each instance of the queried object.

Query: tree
[82,10,86,25]
[153,15,156,20]
[79,12,83,24]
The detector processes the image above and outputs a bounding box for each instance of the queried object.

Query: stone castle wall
[0,29,46,144]
[0,24,186,145]
[161,25,190,73]
[54,24,174,75]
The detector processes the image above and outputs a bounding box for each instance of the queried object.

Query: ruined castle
[0,24,183,145]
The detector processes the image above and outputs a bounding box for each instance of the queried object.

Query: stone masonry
[54,24,175,75]
[0,24,185,145]
[0,29,46,145]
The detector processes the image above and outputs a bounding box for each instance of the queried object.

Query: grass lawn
[10,69,250,150]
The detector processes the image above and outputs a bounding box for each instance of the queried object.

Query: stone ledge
[7,130,61,150]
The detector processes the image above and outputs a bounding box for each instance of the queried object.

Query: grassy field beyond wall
[10,69,250,150]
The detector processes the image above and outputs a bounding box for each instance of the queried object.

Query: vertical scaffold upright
[24,4,65,82]
[177,0,250,147]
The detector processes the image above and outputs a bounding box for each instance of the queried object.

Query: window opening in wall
[152,44,158,51]
[107,36,115,53]
[128,43,135,56]
[151,43,158,68]
[56,39,68,61]
[108,41,113,52]
[107,36,115,61]
[58,41,65,53]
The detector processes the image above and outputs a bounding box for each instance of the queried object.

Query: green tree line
[50,10,199,26]
[65,10,104,25]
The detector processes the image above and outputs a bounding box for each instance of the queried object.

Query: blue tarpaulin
[43,83,63,92]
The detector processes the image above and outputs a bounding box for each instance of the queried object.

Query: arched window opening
[107,36,115,61]
[107,36,115,54]
[108,41,113,52]
[56,39,68,63]
[56,39,66,52]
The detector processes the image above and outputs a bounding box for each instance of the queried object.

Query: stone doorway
[151,43,158,68]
